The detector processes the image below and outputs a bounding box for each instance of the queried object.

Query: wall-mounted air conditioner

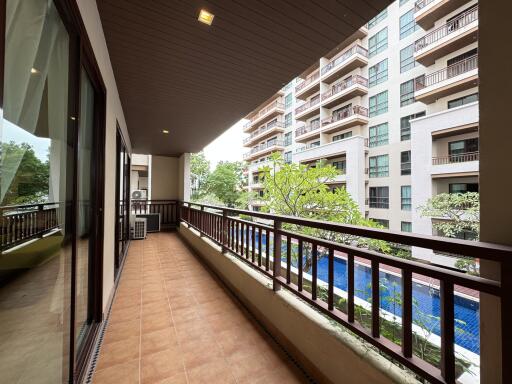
[133,218,147,239]
[131,189,147,200]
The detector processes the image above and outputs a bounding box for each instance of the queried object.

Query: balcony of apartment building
[414,5,478,66]
[431,138,479,178]
[294,120,322,143]
[294,95,321,121]
[414,0,474,29]
[243,140,285,162]
[243,99,285,133]
[295,69,320,100]
[3,2,512,384]
[243,119,286,147]
[321,105,369,134]
[321,75,369,109]
[320,44,368,84]
[414,54,478,104]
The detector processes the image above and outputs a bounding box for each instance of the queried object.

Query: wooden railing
[321,44,368,76]
[321,75,368,101]
[295,121,321,138]
[415,55,478,91]
[243,121,285,145]
[295,71,320,93]
[295,97,320,115]
[179,201,512,384]
[415,6,478,52]
[1,202,63,251]
[131,200,179,227]
[432,152,479,165]
[322,105,369,126]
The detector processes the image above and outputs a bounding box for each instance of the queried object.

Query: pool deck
[93,232,309,384]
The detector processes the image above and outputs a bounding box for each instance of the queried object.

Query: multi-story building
[242,0,479,255]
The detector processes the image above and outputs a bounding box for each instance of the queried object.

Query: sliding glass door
[115,127,130,276]
[0,1,106,382]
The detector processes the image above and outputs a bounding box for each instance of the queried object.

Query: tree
[206,161,245,207]
[260,153,390,271]
[1,141,49,206]
[419,192,480,275]
[190,152,210,200]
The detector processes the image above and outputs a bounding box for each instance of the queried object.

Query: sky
[202,118,247,170]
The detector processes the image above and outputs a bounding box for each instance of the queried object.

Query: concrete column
[479,1,512,382]
[178,153,191,201]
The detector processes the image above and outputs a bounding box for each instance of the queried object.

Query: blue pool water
[238,230,480,354]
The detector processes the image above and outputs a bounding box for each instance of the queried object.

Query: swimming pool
[240,230,480,354]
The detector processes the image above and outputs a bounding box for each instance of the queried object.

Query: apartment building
[243,0,479,247]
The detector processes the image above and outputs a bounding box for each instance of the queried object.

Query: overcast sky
[202,119,246,170]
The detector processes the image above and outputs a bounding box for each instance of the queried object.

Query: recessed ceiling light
[162,129,169,134]
[31,68,39,74]
[198,9,214,25]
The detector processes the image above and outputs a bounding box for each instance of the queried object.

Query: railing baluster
[371,260,380,338]
[235,221,239,253]
[246,223,250,259]
[348,254,354,323]
[257,227,262,266]
[328,248,334,310]
[311,243,318,300]
[273,220,282,292]
[402,269,413,358]
[441,280,455,384]
[240,222,244,256]
[265,229,270,271]
[286,235,291,284]
[298,239,303,291]
[251,225,255,262]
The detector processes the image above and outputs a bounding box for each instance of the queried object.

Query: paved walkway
[93,232,309,384]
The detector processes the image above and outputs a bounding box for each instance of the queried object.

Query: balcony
[243,100,285,133]
[243,121,285,147]
[414,55,478,104]
[295,70,320,100]
[294,97,320,121]
[321,75,368,109]
[243,140,285,161]
[321,106,369,134]
[414,0,472,30]
[294,135,366,163]
[414,6,478,66]
[320,45,368,84]
[431,152,479,177]
[294,121,321,143]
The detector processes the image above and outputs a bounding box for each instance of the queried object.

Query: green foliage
[1,141,49,206]
[419,192,479,240]
[260,153,390,271]
[190,152,210,200]
[206,161,245,207]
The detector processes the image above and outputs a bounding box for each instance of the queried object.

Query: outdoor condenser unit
[133,218,147,240]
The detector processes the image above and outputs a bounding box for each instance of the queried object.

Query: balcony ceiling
[97,0,391,155]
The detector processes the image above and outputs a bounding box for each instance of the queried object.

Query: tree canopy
[190,151,210,200]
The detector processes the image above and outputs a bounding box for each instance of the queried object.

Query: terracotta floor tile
[180,337,225,371]
[141,327,178,356]
[102,318,140,345]
[93,359,139,384]
[141,347,185,384]
[141,312,173,334]
[95,336,140,371]
[186,357,236,384]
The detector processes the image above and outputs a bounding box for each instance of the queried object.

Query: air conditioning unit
[133,218,147,240]
[131,189,147,200]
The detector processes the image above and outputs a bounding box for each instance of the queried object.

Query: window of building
[401,221,412,232]
[400,44,416,73]
[285,93,293,109]
[284,132,292,146]
[369,59,388,87]
[258,190,265,197]
[400,79,415,106]
[449,183,479,194]
[253,206,261,212]
[332,131,353,142]
[369,155,389,177]
[369,123,389,147]
[369,187,389,208]
[372,219,390,228]
[369,91,388,117]
[400,9,418,39]
[368,8,387,29]
[369,27,388,57]
[401,185,412,210]
[310,141,321,147]
[401,151,411,175]
[400,111,425,141]
[448,138,479,158]
[332,160,346,173]
[448,93,479,109]
[400,0,410,6]
[285,112,293,127]
[284,151,292,163]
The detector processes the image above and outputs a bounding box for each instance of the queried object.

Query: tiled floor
[93,232,309,384]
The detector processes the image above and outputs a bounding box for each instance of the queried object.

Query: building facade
[243,0,479,255]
